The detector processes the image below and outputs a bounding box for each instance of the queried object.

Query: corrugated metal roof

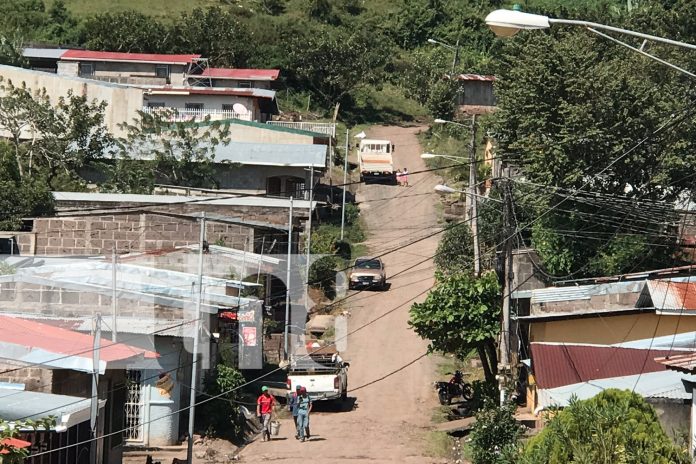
[52,191,315,210]
[22,47,68,59]
[655,352,696,373]
[536,370,691,411]
[457,74,495,82]
[530,343,671,389]
[0,388,101,429]
[530,280,644,304]
[201,68,280,80]
[0,315,157,374]
[146,86,276,99]
[61,49,200,64]
[647,279,696,311]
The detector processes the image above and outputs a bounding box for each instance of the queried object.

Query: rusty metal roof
[456,74,495,82]
[655,352,696,373]
[646,279,696,311]
[530,343,671,389]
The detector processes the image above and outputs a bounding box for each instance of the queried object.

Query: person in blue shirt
[287,385,302,438]
[296,387,313,442]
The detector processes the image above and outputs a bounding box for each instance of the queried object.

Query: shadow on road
[312,397,357,413]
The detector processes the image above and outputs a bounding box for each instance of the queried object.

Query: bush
[470,400,521,464]
[521,389,689,464]
[309,255,340,299]
[197,365,246,439]
[434,224,474,276]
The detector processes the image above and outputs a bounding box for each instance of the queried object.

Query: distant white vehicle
[357,139,396,184]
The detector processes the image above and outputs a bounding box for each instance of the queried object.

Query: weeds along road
[241,125,443,463]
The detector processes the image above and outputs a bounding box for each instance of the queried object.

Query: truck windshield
[355,259,381,269]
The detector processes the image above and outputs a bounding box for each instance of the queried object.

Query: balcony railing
[141,107,252,122]
[266,121,336,137]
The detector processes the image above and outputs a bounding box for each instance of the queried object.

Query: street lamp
[485,9,696,50]
[421,153,466,163]
[433,118,467,128]
[427,37,460,74]
[485,9,696,79]
[434,184,460,195]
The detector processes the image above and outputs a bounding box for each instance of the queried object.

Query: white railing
[266,121,336,137]
[141,107,253,122]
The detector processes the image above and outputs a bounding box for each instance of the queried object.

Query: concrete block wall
[0,360,53,393]
[15,212,254,256]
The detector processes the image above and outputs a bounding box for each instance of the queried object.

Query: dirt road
[240,125,444,463]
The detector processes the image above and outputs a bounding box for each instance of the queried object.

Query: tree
[393,0,448,49]
[521,389,689,464]
[257,0,286,16]
[82,11,171,53]
[409,271,500,382]
[434,223,474,275]
[470,400,522,464]
[44,0,80,45]
[111,111,231,191]
[304,0,339,24]
[426,78,457,120]
[287,25,391,108]
[491,23,696,277]
[171,8,253,68]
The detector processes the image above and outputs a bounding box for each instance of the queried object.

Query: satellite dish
[232,103,248,114]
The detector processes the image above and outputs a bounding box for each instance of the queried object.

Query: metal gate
[124,370,145,443]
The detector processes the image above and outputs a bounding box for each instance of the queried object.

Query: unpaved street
[241,125,443,463]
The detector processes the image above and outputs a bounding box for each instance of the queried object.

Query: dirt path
[240,125,444,463]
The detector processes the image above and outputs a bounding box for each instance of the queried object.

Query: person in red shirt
[256,386,276,441]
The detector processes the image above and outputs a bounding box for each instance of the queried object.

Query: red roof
[61,49,200,65]
[655,352,696,373]
[0,315,158,363]
[0,437,31,454]
[200,67,280,80]
[647,280,696,311]
[147,86,275,99]
[530,343,671,389]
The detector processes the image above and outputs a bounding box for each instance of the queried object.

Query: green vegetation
[521,390,689,464]
[470,400,522,464]
[0,416,56,462]
[424,430,454,458]
[409,270,500,382]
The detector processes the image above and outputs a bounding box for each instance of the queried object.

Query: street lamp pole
[427,38,461,74]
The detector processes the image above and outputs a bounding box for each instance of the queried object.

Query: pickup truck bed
[287,354,349,401]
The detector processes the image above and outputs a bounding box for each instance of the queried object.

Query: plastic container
[270,420,281,436]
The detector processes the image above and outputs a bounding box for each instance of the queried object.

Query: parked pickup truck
[286,343,349,402]
[358,138,396,184]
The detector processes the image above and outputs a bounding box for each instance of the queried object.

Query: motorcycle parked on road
[435,370,473,405]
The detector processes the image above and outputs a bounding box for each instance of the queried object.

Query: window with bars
[124,370,144,442]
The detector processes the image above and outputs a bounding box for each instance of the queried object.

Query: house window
[147,102,165,108]
[237,81,253,88]
[155,64,170,78]
[79,63,95,77]
[267,177,282,195]
[185,102,204,110]
[222,104,235,113]
[286,177,305,198]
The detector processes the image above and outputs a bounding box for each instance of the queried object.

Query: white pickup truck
[358,139,396,184]
[286,344,349,402]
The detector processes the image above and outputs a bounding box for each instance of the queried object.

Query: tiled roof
[530,343,671,389]
[655,352,696,373]
[61,49,200,64]
[200,67,280,80]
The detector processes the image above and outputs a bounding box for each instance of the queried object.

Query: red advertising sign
[242,326,257,347]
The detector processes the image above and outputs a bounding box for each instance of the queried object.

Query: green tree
[398,48,451,105]
[257,0,286,15]
[521,389,689,464]
[393,0,448,49]
[470,400,522,464]
[409,271,500,381]
[112,111,231,190]
[492,23,696,277]
[287,25,391,108]
[82,11,171,52]
[0,416,56,462]
[44,0,80,45]
[172,7,253,67]
[434,223,474,275]
[304,0,339,24]
[426,78,457,120]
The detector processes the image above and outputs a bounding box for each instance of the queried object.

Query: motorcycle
[435,370,474,405]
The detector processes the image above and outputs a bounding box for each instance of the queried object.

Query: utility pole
[468,114,481,277]
[111,250,117,342]
[283,197,294,360]
[186,213,206,464]
[340,128,349,241]
[498,174,514,405]
[305,167,315,309]
[451,37,460,75]
[90,313,101,464]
